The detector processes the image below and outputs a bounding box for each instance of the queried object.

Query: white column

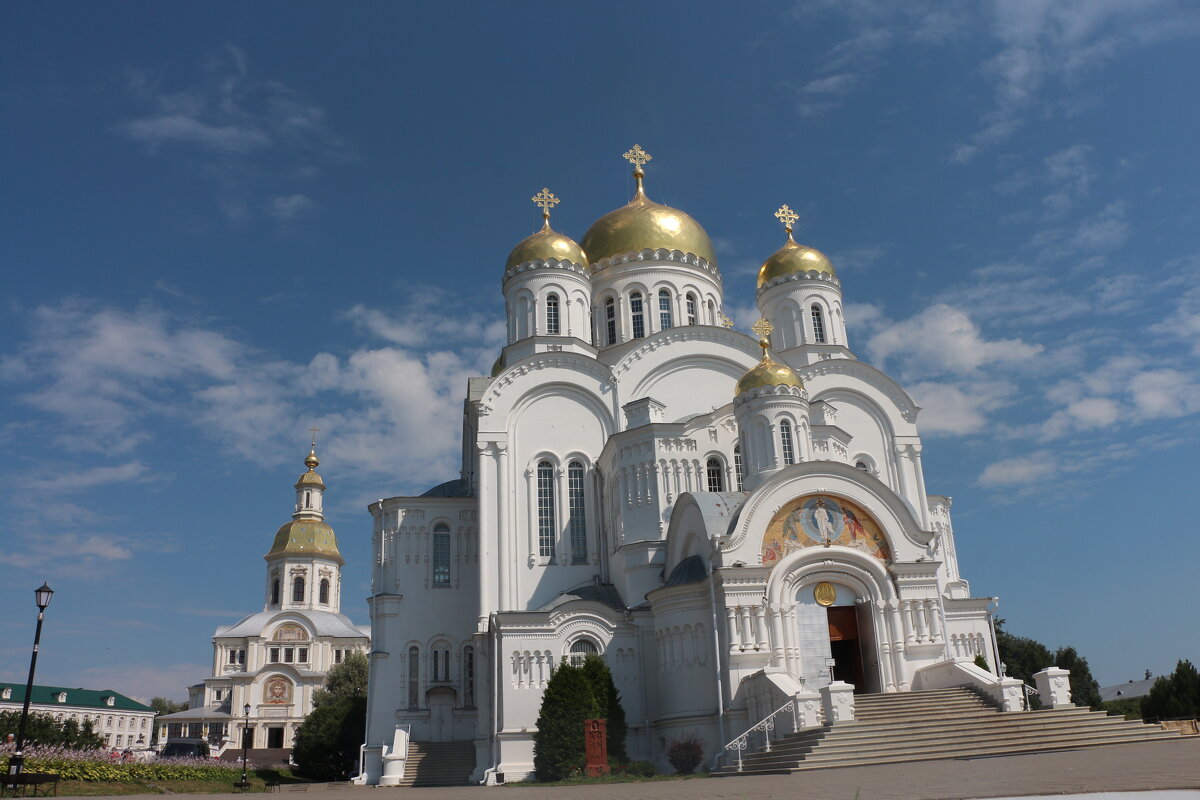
[910,444,931,529]
[476,443,495,627]
[725,607,739,649]
[769,603,786,667]
[496,443,510,610]
[753,605,768,650]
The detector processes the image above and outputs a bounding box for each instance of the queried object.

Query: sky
[2,1,1199,702]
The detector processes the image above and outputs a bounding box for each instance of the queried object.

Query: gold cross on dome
[751,318,774,339]
[623,144,652,172]
[719,312,735,329]
[308,426,319,446]
[532,187,559,217]
[774,204,799,232]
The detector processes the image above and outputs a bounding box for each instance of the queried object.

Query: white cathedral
[361,146,1004,784]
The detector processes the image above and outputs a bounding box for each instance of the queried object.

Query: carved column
[753,605,768,650]
[769,603,786,667]
[725,607,739,649]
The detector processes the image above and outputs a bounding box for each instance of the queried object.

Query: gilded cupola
[505,187,588,271]
[757,204,836,288]
[265,438,343,564]
[580,145,716,267]
[736,319,804,396]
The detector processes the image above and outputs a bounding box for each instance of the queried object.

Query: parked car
[161,738,211,759]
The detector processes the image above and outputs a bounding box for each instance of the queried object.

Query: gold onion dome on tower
[505,188,588,270]
[580,145,716,267]
[266,442,342,563]
[736,319,804,395]
[757,204,836,289]
[296,444,325,489]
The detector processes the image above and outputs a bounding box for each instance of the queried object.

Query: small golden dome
[295,470,325,489]
[758,235,836,288]
[265,519,343,564]
[736,338,804,395]
[505,218,588,270]
[304,446,319,470]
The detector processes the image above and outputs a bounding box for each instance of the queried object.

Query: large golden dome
[758,235,836,288]
[505,219,588,270]
[581,189,716,267]
[265,519,343,564]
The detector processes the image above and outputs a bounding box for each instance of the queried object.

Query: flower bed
[1,746,247,782]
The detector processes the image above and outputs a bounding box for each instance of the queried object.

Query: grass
[50,768,313,796]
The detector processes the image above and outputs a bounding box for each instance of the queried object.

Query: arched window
[304,490,311,509]
[569,639,598,666]
[319,579,330,604]
[686,293,698,325]
[780,420,796,466]
[706,458,725,492]
[537,461,556,561]
[271,579,280,606]
[407,646,420,710]
[658,289,673,330]
[811,305,827,344]
[605,297,616,345]
[546,293,560,335]
[292,576,305,603]
[432,523,451,587]
[462,646,475,708]
[567,461,587,564]
[630,291,645,339]
[733,444,744,491]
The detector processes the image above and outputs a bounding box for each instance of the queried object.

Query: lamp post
[234,703,251,790]
[7,583,54,782]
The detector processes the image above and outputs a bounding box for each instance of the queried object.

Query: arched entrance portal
[793,581,879,693]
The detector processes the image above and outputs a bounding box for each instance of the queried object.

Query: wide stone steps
[390,741,475,787]
[714,687,1178,776]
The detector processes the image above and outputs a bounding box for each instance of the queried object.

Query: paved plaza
[84,738,1200,800]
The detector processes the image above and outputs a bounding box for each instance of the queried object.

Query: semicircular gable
[761,494,891,569]
[799,359,920,429]
[479,353,615,431]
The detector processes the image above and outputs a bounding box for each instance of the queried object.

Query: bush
[291,696,367,780]
[580,654,627,763]
[0,748,242,782]
[533,663,600,782]
[621,760,657,777]
[1141,660,1200,722]
[666,733,704,775]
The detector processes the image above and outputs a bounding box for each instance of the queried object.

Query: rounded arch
[480,355,615,432]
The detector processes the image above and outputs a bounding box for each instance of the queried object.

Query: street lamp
[234,703,251,790]
[7,583,54,782]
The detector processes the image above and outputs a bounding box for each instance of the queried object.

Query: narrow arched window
[707,299,716,324]
[733,444,744,491]
[567,461,587,564]
[537,461,556,561]
[433,523,451,587]
[686,293,698,325]
[271,579,280,606]
[780,420,796,466]
[658,289,673,330]
[292,576,305,603]
[630,291,645,339]
[605,298,616,345]
[319,579,330,604]
[811,305,827,344]
[706,458,725,492]
[407,646,420,710]
[304,490,311,509]
[463,646,475,708]
[570,639,598,666]
[546,293,560,335]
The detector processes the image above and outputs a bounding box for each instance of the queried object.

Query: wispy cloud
[22,461,149,492]
[265,193,315,221]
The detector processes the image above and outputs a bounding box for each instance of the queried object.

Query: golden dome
[582,189,715,267]
[265,519,343,564]
[736,338,804,395]
[295,470,325,489]
[505,218,588,270]
[757,235,836,288]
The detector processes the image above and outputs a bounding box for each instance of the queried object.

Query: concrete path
[82,737,1200,800]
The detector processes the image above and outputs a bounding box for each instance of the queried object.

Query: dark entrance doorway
[242,726,254,749]
[267,727,284,749]
[827,606,865,690]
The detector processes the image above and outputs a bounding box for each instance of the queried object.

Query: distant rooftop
[1099,677,1157,703]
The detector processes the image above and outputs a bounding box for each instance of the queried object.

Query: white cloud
[23,461,149,492]
[70,662,207,704]
[907,380,1015,435]
[1129,369,1200,419]
[265,193,315,221]
[1041,144,1093,217]
[977,450,1057,488]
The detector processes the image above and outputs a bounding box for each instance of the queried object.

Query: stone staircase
[218,746,291,766]
[714,686,1179,775]
[389,741,476,787]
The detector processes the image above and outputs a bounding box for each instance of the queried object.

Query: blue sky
[2,1,1198,701]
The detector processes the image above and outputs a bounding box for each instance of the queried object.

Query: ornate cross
[719,312,735,329]
[752,318,774,339]
[532,187,559,218]
[308,426,319,446]
[623,144,652,172]
[774,204,799,233]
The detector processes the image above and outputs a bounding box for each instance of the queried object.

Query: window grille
[292,576,305,603]
[686,293,697,325]
[433,524,451,586]
[537,461,556,560]
[407,647,420,710]
[569,639,598,666]
[734,444,744,490]
[546,293,560,335]
[630,292,645,339]
[780,420,796,465]
[706,458,725,492]
[319,579,330,604]
[659,289,673,330]
[568,461,587,563]
[605,298,616,345]
[463,646,475,708]
[811,305,827,344]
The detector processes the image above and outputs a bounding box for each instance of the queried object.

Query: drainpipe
[481,617,501,785]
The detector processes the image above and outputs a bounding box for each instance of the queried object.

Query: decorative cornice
[611,326,757,380]
[756,269,841,295]
[798,359,920,423]
[733,383,809,406]
[478,353,614,417]
[503,257,590,285]
[589,248,722,283]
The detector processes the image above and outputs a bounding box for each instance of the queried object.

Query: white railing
[722,698,799,773]
[1021,682,1037,711]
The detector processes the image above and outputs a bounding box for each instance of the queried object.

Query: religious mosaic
[264,676,293,704]
[273,623,307,642]
[761,494,891,565]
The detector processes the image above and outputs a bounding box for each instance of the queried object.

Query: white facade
[160,448,370,751]
[363,153,998,783]
[0,684,155,750]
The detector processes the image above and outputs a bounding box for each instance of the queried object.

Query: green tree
[995,622,1103,709]
[1141,660,1200,722]
[579,655,627,763]
[1054,646,1102,710]
[292,653,370,780]
[148,697,188,744]
[533,662,600,782]
[0,711,103,749]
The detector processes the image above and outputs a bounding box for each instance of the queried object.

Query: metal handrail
[721,698,799,773]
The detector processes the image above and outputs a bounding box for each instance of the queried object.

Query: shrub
[0,747,243,782]
[580,654,627,763]
[621,760,657,777]
[292,696,367,780]
[533,663,600,782]
[666,733,704,775]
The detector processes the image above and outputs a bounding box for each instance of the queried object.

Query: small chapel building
[159,446,369,754]
[361,147,1000,783]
